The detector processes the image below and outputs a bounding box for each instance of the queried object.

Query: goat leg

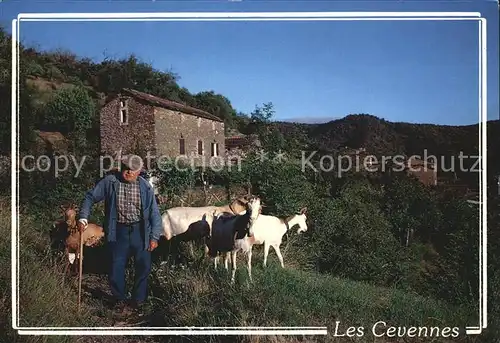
[63,248,71,277]
[231,251,237,284]
[263,243,271,268]
[247,249,253,283]
[224,252,230,271]
[274,245,285,268]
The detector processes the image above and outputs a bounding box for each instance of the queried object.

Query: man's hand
[148,240,158,252]
[77,219,88,233]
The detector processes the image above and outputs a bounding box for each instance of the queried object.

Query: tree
[194,91,237,127]
[382,174,441,245]
[248,102,286,153]
[311,179,404,285]
[0,27,37,154]
[250,102,274,124]
[427,198,480,304]
[41,86,95,152]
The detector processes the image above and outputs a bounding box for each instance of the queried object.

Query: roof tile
[121,88,223,122]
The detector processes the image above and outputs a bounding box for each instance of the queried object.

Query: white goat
[227,207,308,279]
[206,196,262,283]
[161,195,251,241]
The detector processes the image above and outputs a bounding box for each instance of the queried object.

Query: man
[77,154,163,315]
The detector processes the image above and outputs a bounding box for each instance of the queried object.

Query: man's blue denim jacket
[79,171,163,250]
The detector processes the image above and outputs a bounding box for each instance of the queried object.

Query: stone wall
[100,96,156,157]
[153,107,225,167]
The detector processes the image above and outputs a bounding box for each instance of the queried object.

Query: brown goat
[58,203,104,275]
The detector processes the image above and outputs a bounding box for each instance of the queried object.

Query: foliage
[0,29,39,155]
[40,86,95,149]
[250,157,317,217]
[0,198,99,343]
[0,28,244,133]
[213,151,318,216]
[310,179,405,285]
[250,102,275,125]
[426,198,480,305]
[382,174,442,245]
[248,102,286,153]
[152,159,197,205]
[17,155,103,214]
[194,91,237,129]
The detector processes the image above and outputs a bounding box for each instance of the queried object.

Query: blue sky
[1,0,498,126]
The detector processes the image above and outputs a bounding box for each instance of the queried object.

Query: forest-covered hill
[1,26,498,163]
[274,114,498,159]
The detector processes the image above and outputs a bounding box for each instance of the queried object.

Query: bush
[310,179,405,285]
[252,158,317,217]
[25,60,45,77]
[152,159,197,206]
[425,198,480,305]
[46,65,65,80]
[383,174,442,245]
[40,86,95,152]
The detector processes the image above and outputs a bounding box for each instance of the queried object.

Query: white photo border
[11,11,487,336]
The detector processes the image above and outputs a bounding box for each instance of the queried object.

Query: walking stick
[77,230,84,312]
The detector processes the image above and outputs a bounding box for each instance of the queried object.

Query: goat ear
[300,207,307,214]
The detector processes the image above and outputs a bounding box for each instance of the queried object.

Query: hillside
[0,196,493,343]
[273,115,499,191]
[2,25,500,343]
[2,23,497,177]
[275,114,498,158]
[19,72,500,189]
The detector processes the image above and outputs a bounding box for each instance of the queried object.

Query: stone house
[225,134,261,154]
[100,88,225,167]
[336,147,437,186]
[404,156,438,186]
[336,147,380,173]
[224,134,261,165]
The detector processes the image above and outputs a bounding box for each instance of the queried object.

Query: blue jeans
[109,222,151,303]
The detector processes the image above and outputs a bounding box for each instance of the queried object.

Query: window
[179,138,185,155]
[120,109,128,124]
[197,140,204,155]
[211,142,219,157]
[119,99,128,124]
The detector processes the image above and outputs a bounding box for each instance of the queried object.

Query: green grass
[152,261,475,326]
[0,195,489,343]
[0,197,102,343]
[146,243,480,343]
